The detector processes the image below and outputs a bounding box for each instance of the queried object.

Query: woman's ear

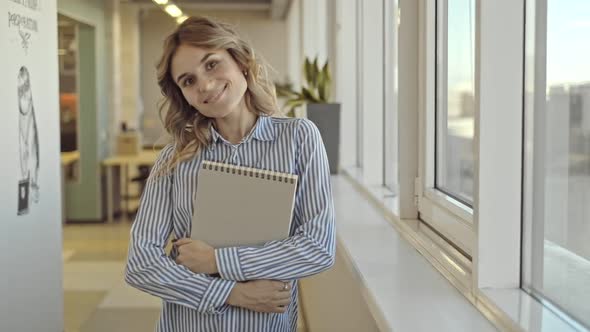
[239,66,247,76]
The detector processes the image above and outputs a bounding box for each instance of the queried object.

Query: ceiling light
[164,4,182,18]
[176,15,188,24]
[152,0,168,5]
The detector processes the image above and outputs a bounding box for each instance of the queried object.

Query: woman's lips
[206,84,227,104]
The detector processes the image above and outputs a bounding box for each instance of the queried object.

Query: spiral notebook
[191,161,299,248]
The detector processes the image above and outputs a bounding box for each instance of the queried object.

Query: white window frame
[383,0,399,193]
[418,0,475,257]
[520,0,590,329]
[521,0,547,297]
[357,0,385,185]
[355,0,364,169]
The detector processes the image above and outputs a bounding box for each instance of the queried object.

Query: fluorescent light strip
[152,0,168,5]
[176,15,188,24]
[164,4,183,18]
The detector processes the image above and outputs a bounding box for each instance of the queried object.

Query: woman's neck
[213,102,258,145]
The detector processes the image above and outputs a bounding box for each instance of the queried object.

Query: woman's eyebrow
[200,52,215,64]
[175,52,215,84]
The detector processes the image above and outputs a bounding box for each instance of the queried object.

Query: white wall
[286,0,302,89]
[361,0,385,184]
[120,2,141,130]
[300,241,381,331]
[0,1,63,331]
[332,0,358,169]
[300,0,328,62]
[139,9,290,145]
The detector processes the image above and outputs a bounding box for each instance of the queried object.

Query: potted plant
[276,57,341,174]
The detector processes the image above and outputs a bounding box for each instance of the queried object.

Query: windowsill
[333,170,587,332]
[342,167,400,216]
[479,288,589,332]
[331,173,495,331]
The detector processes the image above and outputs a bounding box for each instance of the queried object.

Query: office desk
[61,151,81,166]
[102,150,160,223]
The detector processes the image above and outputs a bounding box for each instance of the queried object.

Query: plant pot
[306,103,341,174]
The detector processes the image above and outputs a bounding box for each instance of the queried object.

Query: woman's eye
[183,78,194,87]
[206,61,218,70]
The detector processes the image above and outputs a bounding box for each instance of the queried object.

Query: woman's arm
[214,119,336,281]
[124,144,235,314]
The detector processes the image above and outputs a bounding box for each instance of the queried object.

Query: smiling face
[170,44,248,119]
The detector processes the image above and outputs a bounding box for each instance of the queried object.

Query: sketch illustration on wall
[19,29,31,53]
[17,66,40,216]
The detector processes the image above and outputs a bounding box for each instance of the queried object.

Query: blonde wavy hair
[155,16,279,175]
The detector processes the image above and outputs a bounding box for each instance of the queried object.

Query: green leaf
[322,61,331,82]
[284,98,306,118]
[317,70,326,102]
[318,83,326,102]
[276,86,297,98]
[304,58,313,87]
[311,57,320,89]
[322,60,332,103]
[295,57,333,104]
[302,87,319,103]
[285,99,305,108]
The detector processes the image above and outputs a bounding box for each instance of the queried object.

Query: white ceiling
[129,0,291,19]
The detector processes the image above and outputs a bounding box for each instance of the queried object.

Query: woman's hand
[226,280,292,313]
[174,238,218,275]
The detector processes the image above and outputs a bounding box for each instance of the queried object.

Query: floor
[62,222,162,332]
[62,221,307,332]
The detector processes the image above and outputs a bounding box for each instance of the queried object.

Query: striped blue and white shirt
[125,116,336,332]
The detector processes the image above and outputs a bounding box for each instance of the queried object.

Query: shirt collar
[209,115,276,145]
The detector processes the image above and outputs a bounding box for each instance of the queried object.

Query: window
[415,0,476,257]
[435,0,475,206]
[523,0,590,328]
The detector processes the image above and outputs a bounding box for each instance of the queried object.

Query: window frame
[418,0,475,257]
[521,0,590,328]
[383,0,399,193]
[521,0,546,297]
[355,0,364,169]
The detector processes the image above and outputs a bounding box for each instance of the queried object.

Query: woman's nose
[198,78,214,94]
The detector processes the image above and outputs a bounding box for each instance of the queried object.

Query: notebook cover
[191,161,298,248]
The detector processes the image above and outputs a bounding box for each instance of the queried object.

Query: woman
[125,16,336,332]
[17,66,40,215]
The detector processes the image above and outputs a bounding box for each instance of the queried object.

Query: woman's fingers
[274,297,291,307]
[174,238,192,247]
[270,305,288,313]
[275,281,291,292]
[273,290,291,301]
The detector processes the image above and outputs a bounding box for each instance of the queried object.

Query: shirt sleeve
[215,119,336,281]
[125,144,236,314]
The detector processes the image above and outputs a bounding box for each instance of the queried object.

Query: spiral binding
[201,161,298,184]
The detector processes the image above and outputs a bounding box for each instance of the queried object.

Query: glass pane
[436,0,475,206]
[526,0,590,327]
